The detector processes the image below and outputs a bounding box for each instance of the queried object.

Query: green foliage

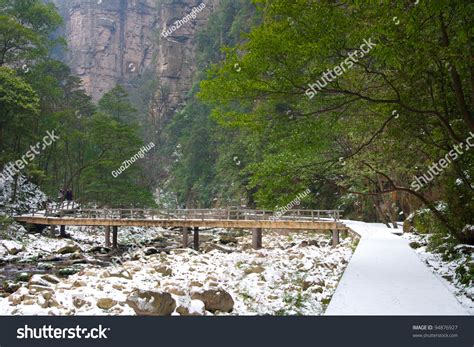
[98,85,138,123]
[455,261,473,286]
[200,0,474,243]
[0,215,14,237]
[0,0,63,64]
[161,0,258,208]
[0,67,40,164]
[0,3,154,209]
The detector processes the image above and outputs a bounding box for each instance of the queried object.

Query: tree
[200,0,473,243]
[0,0,63,66]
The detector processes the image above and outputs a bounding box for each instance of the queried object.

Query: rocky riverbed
[0,223,356,315]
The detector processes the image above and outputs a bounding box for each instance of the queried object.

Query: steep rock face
[51,0,218,115]
[51,0,157,99]
[154,0,218,117]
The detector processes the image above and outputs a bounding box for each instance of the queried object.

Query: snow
[325,220,470,315]
[402,232,473,314]
[0,230,355,316]
[0,168,47,214]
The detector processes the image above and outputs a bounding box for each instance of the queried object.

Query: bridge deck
[14,208,346,249]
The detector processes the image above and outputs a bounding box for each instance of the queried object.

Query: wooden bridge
[14,208,346,250]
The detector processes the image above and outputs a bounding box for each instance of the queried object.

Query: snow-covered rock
[1,240,24,255]
[126,289,176,315]
[0,230,355,316]
[191,289,234,313]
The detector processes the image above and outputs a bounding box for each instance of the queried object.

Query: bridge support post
[182,227,189,248]
[105,226,111,248]
[60,225,66,237]
[193,227,199,251]
[332,229,339,246]
[112,226,118,249]
[252,228,262,249]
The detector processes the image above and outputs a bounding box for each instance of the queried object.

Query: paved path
[325,221,468,315]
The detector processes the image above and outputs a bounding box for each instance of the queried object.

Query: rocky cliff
[51,0,218,118]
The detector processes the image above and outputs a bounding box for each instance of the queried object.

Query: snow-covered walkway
[325,221,469,315]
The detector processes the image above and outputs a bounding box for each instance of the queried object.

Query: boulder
[72,280,86,288]
[176,300,205,316]
[97,298,117,310]
[58,267,79,276]
[28,274,51,287]
[219,235,238,245]
[244,265,265,274]
[155,266,172,276]
[38,293,60,309]
[143,247,159,255]
[126,289,176,316]
[28,285,54,294]
[2,281,20,293]
[201,243,233,254]
[72,296,88,308]
[102,269,133,280]
[191,289,234,313]
[42,274,60,284]
[302,279,325,290]
[299,240,320,247]
[56,244,82,254]
[1,240,24,255]
[166,287,185,296]
[403,218,414,233]
[88,246,112,254]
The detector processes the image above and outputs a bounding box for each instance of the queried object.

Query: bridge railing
[30,207,342,222]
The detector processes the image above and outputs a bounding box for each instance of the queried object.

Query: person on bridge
[57,189,65,208]
[65,189,73,209]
